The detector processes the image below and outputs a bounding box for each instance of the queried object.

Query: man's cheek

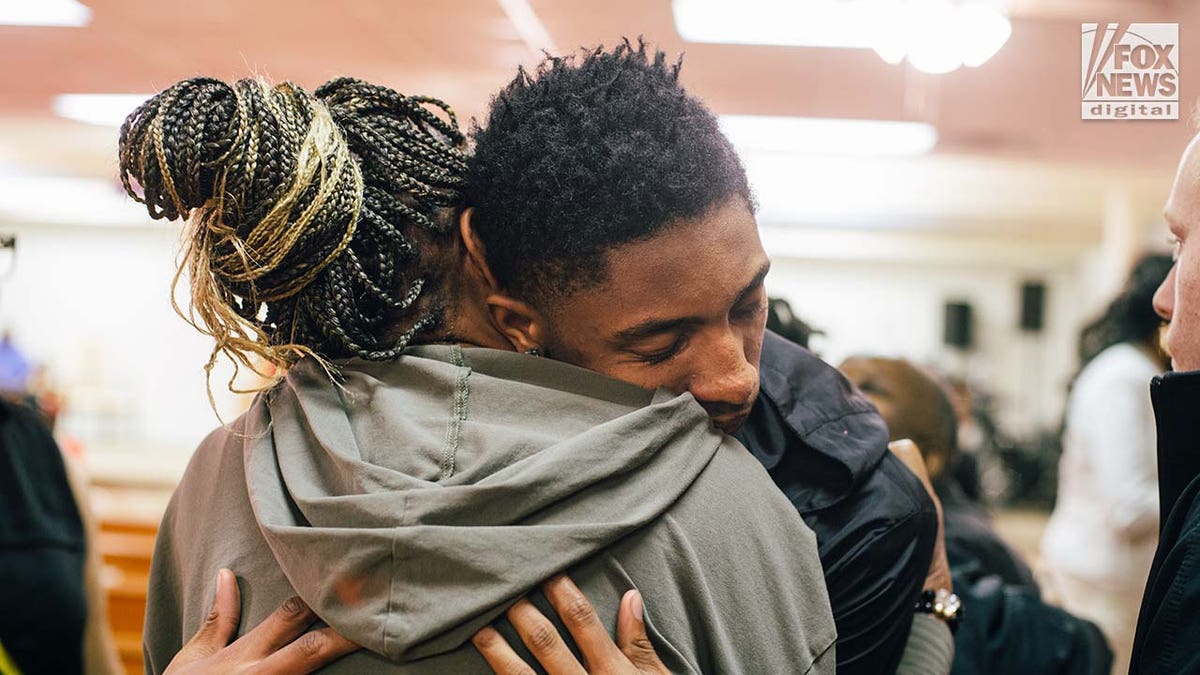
[746,339,765,370]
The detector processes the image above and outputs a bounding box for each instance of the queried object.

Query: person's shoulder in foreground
[1131,132,1200,674]
[146,348,839,674]
[1131,370,1200,674]
[736,330,939,674]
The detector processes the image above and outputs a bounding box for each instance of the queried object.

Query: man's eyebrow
[612,316,705,344]
[1165,210,1184,233]
[733,262,772,306]
[611,261,772,345]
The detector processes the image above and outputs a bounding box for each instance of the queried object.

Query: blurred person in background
[1040,253,1173,675]
[839,355,1113,675]
[0,397,85,675]
[945,377,987,503]
[0,328,64,429]
[0,396,121,675]
[0,331,31,396]
[765,296,822,351]
[0,273,120,675]
[840,357,1034,587]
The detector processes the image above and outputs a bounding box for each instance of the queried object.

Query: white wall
[0,216,1164,481]
[765,254,1088,437]
[0,221,249,480]
[756,177,1172,439]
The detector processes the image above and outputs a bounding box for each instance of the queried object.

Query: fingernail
[216,568,228,592]
[631,590,644,622]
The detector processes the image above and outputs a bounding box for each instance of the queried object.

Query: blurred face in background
[838,356,956,479]
[1156,134,1200,371]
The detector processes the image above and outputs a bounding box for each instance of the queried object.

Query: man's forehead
[1164,135,1200,226]
[855,357,909,385]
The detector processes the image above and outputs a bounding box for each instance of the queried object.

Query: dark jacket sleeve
[740,396,939,673]
[1130,372,1200,674]
[1131,479,1200,675]
[812,452,938,675]
[950,571,1111,675]
[938,477,1037,590]
[739,332,940,675]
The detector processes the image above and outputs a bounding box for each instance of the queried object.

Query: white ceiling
[0,0,1190,244]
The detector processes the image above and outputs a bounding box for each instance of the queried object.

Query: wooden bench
[98,520,156,675]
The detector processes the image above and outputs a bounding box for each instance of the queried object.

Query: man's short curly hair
[466,39,753,299]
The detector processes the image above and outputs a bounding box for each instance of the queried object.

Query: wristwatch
[915,589,963,634]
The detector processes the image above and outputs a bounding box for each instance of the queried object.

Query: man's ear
[459,208,499,290]
[459,208,550,353]
[485,293,549,354]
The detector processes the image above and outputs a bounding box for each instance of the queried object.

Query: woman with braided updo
[119,76,467,386]
[124,73,835,674]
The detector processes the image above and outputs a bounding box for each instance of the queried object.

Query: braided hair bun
[118,76,467,391]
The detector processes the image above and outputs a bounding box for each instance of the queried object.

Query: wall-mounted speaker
[1020,281,1046,333]
[944,302,973,350]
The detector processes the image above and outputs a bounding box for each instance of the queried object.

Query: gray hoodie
[144,345,836,673]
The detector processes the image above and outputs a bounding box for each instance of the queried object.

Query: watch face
[917,589,963,633]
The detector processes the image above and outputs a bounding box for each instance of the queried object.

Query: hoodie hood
[241,345,724,661]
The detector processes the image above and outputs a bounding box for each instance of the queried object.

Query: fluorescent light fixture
[0,0,90,27]
[495,0,557,54]
[54,93,152,126]
[673,0,1011,74]
[720,115,938,157]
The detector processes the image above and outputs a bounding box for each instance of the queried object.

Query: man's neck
[421,293,514,351]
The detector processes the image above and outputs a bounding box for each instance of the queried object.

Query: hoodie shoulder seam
[439,345,472,481]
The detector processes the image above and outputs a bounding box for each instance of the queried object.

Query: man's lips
[712,410,751,434]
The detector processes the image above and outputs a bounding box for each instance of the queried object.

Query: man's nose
[690,337,758,411]
[1154,265,1176,321]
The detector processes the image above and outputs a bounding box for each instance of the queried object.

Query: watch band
[915,588,963,634]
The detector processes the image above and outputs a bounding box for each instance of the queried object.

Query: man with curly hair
[461,40,950,674]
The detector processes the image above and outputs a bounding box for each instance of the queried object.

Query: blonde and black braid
[118,76,467,392]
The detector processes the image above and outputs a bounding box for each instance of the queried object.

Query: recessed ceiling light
[0,0,90,27]
[495,0,556,54]
[53,93,152,126]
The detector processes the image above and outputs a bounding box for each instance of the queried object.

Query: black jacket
[745,332,1112,674]
[1131,371,1200,674]
[0,400,86,675]
[940,476,1036,589]
[949,568,1112,675]
[937,477,1113,675]
[738,331,939,675]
